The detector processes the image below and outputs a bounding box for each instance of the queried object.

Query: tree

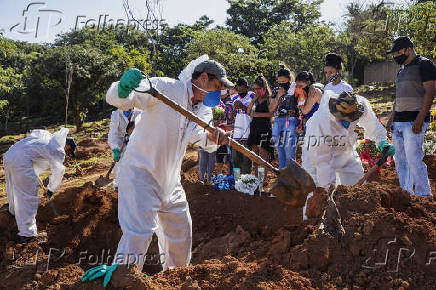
[226,0,322,44]
[123,0,163,76]
[344,1,436,64]
[157,16,214,78]
[29,29,151,129]
[262,22,342,82]
[186,28,262,81]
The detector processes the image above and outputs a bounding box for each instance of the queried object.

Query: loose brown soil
[0,138,435,289]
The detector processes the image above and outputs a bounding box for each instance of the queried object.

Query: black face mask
[394,53,408,65]
[279,82,290,91]
[239,91,247,97]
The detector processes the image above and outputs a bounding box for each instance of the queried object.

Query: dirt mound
[0,145,435,289]
[73,139,109,160]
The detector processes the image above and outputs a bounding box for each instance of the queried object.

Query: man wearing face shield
[3,128,76,243]
[301,91,395,218]
[103,58,233,274]
[386,36,436,197]
[108,108,140,190]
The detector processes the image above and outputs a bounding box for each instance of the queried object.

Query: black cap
[387,36,414,54]
[236,78,249,88]
[193,60,234,88]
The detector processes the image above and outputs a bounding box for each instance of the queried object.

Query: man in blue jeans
[386,37,435,197]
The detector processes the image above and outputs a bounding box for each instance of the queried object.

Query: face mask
[192,83,221,107]
[340,120,350,129]
[394,53,408,65]
[255,88,266,96]
[123,111,132,118]
[329,72,341,83]
[279,82,290,91]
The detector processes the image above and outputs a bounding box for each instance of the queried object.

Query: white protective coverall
[108,109,140,188]
[3,128,68,237]
[302,91,387,189]
[106,57,217,271]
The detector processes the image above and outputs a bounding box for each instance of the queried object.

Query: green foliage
[25,29,152,128]
[158,16,215,78]
[262,22,341,81]
[226,0,322,44]
[346,1,436,62]
[187,28,262,80]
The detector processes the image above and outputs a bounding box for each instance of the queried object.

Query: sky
[0,0,408,43]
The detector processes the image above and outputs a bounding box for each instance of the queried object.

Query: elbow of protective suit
[106,82,135,111]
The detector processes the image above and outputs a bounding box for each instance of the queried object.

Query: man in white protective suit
[108,107,140,190]
[81,56,234,286]
[3,128,76,243]
[301,91,395,219]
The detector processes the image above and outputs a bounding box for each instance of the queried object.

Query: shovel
[95,142,127,188]
[37,177,59,217]
[94,162,116,188]
[318,147,390,238]
[133,76,316,207]
[38,179,71,224]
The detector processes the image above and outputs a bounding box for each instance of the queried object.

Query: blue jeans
[392,122,432,196]
[272,117,299,169]
[199,149,216,181]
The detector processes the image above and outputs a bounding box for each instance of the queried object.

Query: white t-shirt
[232,92,254,140]
[324,80,353,95]
[322,80,353,106]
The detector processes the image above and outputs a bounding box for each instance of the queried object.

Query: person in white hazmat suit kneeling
[3,128,76,243]
[301,91,395,220]
[81,56,233,287]
[108,108,140,190]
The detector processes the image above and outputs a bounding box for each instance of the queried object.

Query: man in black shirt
[387,36,436,197]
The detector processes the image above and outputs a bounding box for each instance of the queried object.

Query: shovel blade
[269,158,316,207]
[94,175,112,188]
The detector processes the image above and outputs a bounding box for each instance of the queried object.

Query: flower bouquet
[213,106,225,121]
[235,174,260,196]
[423,133,436,156]
[357,139,391,173]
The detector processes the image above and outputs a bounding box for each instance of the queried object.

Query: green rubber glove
[81,264,118,287]
[112,148,120,162]
[377,140,395,157]
[118,68,144,98]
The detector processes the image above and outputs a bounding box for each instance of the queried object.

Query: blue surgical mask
[340,120,350,129]
[123,111,132,118]
[193,83,221,107]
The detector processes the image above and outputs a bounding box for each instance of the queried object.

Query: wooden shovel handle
[145,87,279,174]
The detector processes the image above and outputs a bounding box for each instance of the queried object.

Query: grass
[74,156,100,169]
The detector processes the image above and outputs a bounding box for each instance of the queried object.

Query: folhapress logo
[9,2,64,39]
